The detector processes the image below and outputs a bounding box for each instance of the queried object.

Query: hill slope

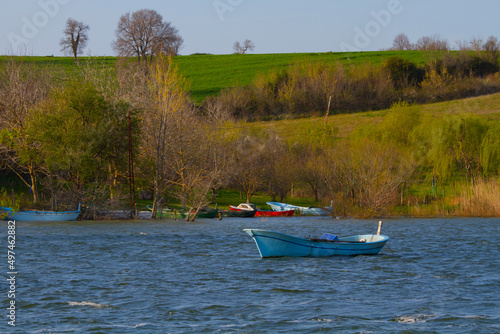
[1,51,428,104]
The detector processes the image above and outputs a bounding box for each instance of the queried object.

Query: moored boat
[1,204,81,222]
[218,209,256,218]
[243,226,389,258]
[229,203,295,217]
[146,205,218,219]
[266,201,330,216]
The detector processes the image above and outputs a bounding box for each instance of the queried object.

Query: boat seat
[320,233,339,241]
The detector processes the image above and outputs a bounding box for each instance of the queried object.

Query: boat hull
[266,202,329,216]
[2,205,81,222]
[254,210,295,217]
[229,204,294,217]
[243,229,389,258]
[157,210,218,219]
[219,210,256,218]
[147,206,218,219]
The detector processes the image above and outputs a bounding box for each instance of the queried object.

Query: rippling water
[3,217,499,333]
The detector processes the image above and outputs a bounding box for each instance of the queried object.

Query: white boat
[266,202,331,216]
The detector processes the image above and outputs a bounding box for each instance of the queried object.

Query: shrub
[384,56,423,89]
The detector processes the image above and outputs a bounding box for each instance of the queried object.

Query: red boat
[229,203,295,217]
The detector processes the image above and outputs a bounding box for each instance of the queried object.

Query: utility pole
[127,109,137,218]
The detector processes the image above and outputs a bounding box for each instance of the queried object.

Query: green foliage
[1,51,427,104]
[291,122,339,148]
[470,56,499,77]
[0,188,19,219]
[384,56,423,89]
[26,80,137,188]
[415,114,489,182]
[1,54,499,216]
[481,121,500,174]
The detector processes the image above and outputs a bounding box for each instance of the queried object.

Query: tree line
[1,33,500,218]
[1,53,499,218]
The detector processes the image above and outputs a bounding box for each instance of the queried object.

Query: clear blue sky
[1,0,499,56]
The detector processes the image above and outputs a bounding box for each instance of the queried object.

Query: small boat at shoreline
[229,203,295,217]
[243,224,389,258]
[218,209,256,218]
[266,201,331,216]
[1,204,81,222]
[146,205,218,219]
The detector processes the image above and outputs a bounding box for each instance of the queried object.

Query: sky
[1,0,499,56]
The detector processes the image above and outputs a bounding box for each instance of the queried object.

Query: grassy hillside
[241,92,500,142]
[177,51,427,103]
[1,51,428,103]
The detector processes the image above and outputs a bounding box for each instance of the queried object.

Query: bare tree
[415,34,449,51]
[141,55,229,220]
[233,39,255,54]
[60,18,89,61]
[483,36,499,63]
[469,37,484,52]
[392,33,412,50]
[264,136,296,202]
[227,130,272,202]
[112,9,182,62]
[0,59,53,131]
[483,36,499,53]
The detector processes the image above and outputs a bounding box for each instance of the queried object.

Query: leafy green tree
[26,81,138,204]
[0,59,53,203]
[0,127,44,204]
[415,114,489,194]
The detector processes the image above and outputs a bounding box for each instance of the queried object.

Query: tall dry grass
[457,178,500,216]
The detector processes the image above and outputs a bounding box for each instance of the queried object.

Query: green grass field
[176,50,428,103]
[1,50,428,103]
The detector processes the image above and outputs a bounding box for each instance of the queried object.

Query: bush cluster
[212,50,500,121]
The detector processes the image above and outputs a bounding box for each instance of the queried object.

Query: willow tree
[480,121,500,175]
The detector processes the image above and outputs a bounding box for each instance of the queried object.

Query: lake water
[3,216,499,333]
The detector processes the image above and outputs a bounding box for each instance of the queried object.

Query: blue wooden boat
[266,201,331,216]
[243,228,389,258]
[1,204,81,222]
